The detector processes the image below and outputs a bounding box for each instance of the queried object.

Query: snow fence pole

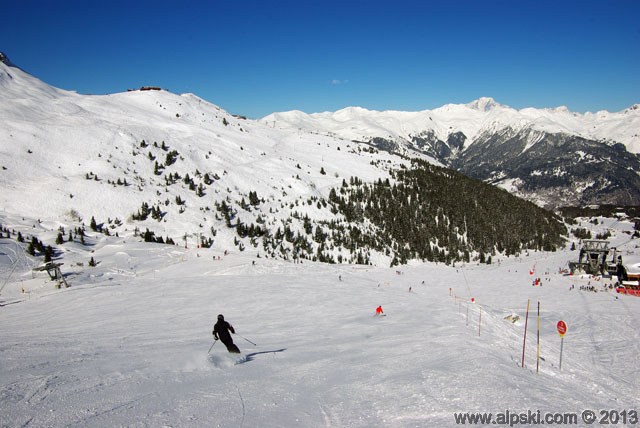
[522,299,530,368]
[208,339,218,354]
[536,301,541,374]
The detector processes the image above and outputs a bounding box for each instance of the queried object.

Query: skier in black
[213,314,240,353]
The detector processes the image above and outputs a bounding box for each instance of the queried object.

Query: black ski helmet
[217,314,224,320]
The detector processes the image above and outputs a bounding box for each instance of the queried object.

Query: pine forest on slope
[330,160,565,266]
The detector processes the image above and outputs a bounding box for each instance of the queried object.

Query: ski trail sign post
[557,320,567,370]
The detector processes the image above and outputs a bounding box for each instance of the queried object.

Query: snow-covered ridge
[262,97,640,153]
[0,51,16,67]
[0,57,409,261]
[0,53,74,100]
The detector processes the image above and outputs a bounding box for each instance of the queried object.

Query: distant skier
[375,305,384,316]
[213,314,240,353]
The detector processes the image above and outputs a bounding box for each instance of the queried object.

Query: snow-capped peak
[466,97,504,112]
[0,52,21,70]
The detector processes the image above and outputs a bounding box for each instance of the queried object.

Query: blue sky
[2,0,639,118]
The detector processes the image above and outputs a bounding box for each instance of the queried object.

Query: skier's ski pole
[208,339,218,354]
[236,334,257,346]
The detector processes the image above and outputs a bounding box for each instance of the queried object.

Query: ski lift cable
[615,235,637,249]
[460,267,473,298]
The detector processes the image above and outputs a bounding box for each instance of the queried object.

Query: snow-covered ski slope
[1,214,639,427]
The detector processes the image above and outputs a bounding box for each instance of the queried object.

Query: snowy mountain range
[262,98,640,207]
[263,97,640,152]
[2,53,640,427]
[0,52,567,268]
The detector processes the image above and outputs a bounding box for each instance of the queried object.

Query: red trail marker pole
[557,320,567,370]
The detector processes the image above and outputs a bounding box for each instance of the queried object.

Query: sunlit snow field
[1,216,639,427]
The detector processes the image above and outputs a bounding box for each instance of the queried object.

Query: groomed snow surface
[1,217,639,427]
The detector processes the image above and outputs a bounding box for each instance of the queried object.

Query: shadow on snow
[235,348,287,365]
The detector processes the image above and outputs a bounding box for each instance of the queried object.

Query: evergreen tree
[44,245,53,263]
[249,191,260,206]
[143,229,155,242]
[27,239,35,256]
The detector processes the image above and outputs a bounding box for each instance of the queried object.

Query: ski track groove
[68,393,156,427]
[237,386,246,428]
